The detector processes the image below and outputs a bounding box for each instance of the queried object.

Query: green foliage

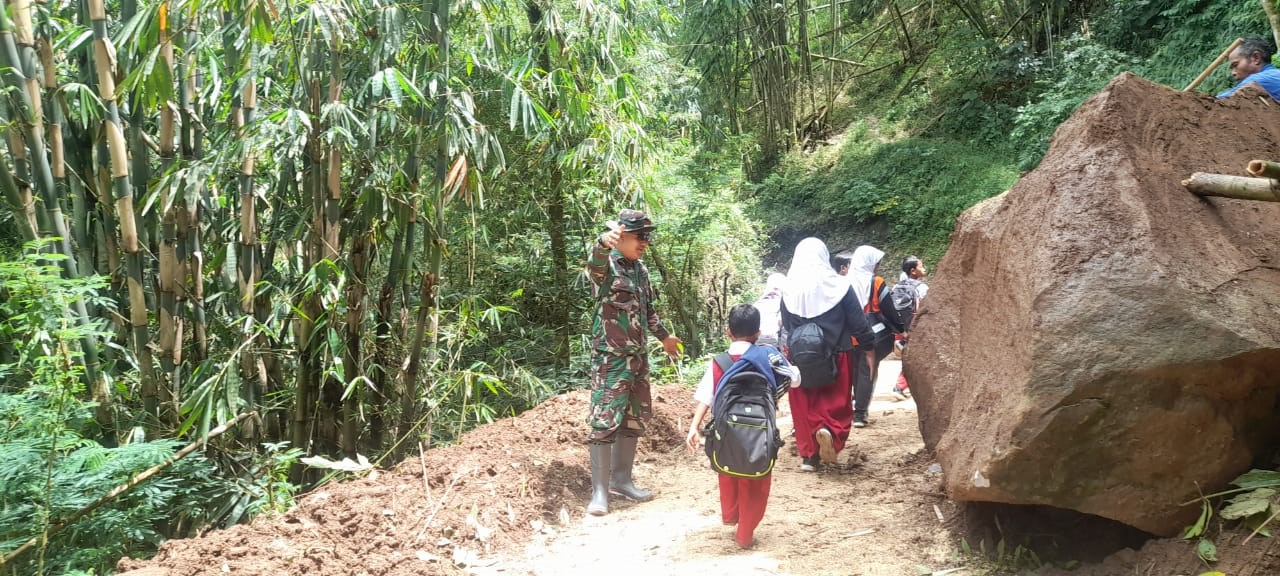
[731,0,1274,270]
[1093,0,1268,89]
[952,536,1045,573]
[0,244,226,574]
[1010,37,1139,170]
[1182,468,1280,568]
[751,126,1018,262]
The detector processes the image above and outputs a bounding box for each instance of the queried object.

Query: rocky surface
[906,74,1280,536]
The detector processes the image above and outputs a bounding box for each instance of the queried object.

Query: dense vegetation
[730,0,1272,263]
[0,0,1276,572]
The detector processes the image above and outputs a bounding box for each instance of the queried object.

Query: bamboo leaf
[385,68,403,106]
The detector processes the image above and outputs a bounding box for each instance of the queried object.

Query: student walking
[891,256,929,400]
[754,273,786,348]
[780,238,876,471]
[685,304,799,549]
[845,245,904,427]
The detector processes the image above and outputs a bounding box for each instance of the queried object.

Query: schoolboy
[684,304,800,549]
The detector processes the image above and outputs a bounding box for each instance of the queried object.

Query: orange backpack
[850,277,887,348]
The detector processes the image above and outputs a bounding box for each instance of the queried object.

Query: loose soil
[119,362,1278,575]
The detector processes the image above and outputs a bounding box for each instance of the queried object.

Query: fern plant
[0,243,226,574]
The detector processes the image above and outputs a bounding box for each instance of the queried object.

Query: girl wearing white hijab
[780,238,876,471]
[847,245,884,309]
[845,244,904,428]
[754,273,787,347]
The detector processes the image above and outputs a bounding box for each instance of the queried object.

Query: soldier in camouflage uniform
[585,209,682,516]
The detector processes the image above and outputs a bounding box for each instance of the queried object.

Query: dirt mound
[118,386,697,576]
[908,72,1280,536]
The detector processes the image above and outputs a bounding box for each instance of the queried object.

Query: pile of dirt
[118,385,698,576]
[908,73,1280,536]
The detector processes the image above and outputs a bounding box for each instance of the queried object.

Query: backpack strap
[871,276,887,314]
[713,353,734,382]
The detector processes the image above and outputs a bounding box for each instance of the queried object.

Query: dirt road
[477,360,972,576]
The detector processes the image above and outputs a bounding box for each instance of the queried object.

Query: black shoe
[853,414,869,428]
[800,456,819,472]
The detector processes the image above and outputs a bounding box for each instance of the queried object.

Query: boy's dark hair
[727,304,761,338]
[903,256,921,275]
[831,251,854,271]
[1239,35,1276,64]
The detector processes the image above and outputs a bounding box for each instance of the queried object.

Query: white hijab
[782,238,849,318]
[848,245,884,309]
[754,273,786,337]
[760,273,785,299]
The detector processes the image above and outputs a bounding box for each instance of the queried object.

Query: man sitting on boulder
[1217,35,1280,101]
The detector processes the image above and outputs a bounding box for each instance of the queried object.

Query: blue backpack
[703,345,786,478]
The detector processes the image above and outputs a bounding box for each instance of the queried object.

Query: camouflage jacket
[587,242,670,355]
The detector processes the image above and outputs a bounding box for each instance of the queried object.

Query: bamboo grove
[0,0,667,465]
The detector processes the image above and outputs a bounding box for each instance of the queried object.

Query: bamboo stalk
[1246,160,1280,180]
[344,233,369,456]
[154,0,179,423]
[0,411,256,568]
[1182,172,1280,201]
[2,0,108,417]
[1184,38,1243,92]
[87,0,156,430]
[0,153,35,241]
[1264,0,1280,56]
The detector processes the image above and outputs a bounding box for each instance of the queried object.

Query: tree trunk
[343,232,370,457]
[229,8,264,439]
[156,0,179,424]
[0,154,34,241]
[294,41,327,468]
[796,0,815,119]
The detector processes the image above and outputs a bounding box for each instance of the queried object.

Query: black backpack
[786,322,837,388]
[703,354,784,478]
[890,278,922,332]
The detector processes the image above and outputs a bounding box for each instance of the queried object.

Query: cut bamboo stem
[1182,172,1280,202]
[1264,0,1280,57]
[1246,160,1280,180]
[0,411,256,568]
[1184,38,1243,92]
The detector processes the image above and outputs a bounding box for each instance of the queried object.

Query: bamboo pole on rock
[1247,160,1280,180]
[1183,172,1280,201]
[1185,38,1243,92]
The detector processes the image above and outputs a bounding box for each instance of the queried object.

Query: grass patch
[749,121,1018,265]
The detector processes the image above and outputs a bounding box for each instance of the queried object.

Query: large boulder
[906,73,1280,536]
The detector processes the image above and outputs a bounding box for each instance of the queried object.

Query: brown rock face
[906,74,1280,536]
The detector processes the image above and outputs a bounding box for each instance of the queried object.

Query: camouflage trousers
[586,352,651,443]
